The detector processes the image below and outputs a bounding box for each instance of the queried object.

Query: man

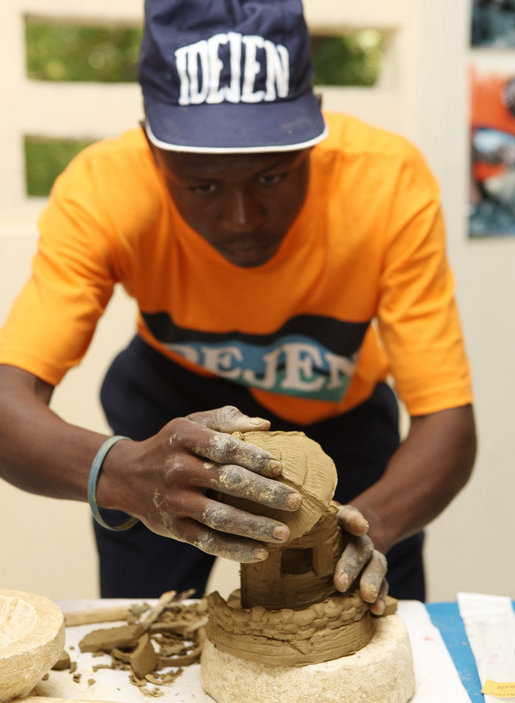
[0,0,476,608]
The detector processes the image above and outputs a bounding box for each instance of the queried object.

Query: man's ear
[139,119,159,165]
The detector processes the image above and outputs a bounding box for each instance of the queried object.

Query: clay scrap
[64,591,207,691]
[64,603,149,627]
[79,623,145,654]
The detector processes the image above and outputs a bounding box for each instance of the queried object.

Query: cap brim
[143,90,328,153]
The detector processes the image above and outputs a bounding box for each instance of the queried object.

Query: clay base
[201,614,415,703]
[0,589,65,702]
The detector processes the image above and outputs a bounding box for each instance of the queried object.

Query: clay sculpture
[201,431,416,703]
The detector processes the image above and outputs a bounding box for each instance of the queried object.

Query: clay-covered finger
[333,535,374,592]
[209,464,301,511]
[171,419,281,476]
[359,549,388,603]
[337,504,369,536]
[369,579,388,616]
[201,498,290,543]
[177,518,270,562]
[187,405,271,433]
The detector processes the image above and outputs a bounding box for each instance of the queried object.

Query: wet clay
[202,431,415,703]
[69,596,207,694]
[131,599,207,690]
[240,505,343,610]
[225,431,338,543]
[206,431,374,667]
[207,589,374,667]
[128,632,157,679]
[79,624,144,653]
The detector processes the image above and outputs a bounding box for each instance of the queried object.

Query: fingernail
[286,492,302,509]
[268,460,282,476]
[252,547,269,561]
[273,525,289,541]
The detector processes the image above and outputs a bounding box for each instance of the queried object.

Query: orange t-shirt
[0,113,473,424]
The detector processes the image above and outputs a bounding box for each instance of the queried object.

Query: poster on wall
[468,1,515,238]
[469,65,515,237]
[471,0,515,48]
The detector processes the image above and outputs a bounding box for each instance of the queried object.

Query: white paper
[457,592,515,702]
[398,601,471,703]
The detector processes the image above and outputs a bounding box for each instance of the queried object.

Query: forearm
[350,404,477,554]
[0,365,107,501]
[0,365,301,562]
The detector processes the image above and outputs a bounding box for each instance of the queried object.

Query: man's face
[151,145,311,267]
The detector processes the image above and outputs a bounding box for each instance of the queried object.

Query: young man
[0,0,476,608]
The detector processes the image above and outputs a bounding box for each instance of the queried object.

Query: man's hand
[334,505,388,615]
[99,405,302,564]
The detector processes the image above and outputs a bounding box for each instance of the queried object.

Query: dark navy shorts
[96,335,425,601]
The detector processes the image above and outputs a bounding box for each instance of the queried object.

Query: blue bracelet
[87,435,139,531]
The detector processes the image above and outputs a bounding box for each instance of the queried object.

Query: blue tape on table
[426,600,515,703]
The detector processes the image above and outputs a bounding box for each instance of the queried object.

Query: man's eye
[191,183,218,195]
[258,173,284,186]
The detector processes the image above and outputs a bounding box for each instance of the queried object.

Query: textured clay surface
[207,588,374,666]
[226,430,338,542]
[201,614,416,703]
[0,589,65,701]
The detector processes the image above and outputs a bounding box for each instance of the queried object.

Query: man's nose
[221,188,264,232]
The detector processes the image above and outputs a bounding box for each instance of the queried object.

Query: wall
[0,0,513,602]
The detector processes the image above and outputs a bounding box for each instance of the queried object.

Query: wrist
[348,501,392,555]
[94,436,134,512]
[88,436,139,531]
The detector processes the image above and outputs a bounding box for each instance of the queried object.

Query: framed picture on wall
[471,0,515,48]
[468,2,515,237]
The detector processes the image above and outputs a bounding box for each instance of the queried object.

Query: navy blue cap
[139,0,328,153]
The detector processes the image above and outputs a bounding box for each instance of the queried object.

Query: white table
[30,599,471,702]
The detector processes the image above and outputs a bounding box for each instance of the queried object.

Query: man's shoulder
[315,112,436,192]
[51,127,157,205]
[318,112,420,161]
[75,127,150,171]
